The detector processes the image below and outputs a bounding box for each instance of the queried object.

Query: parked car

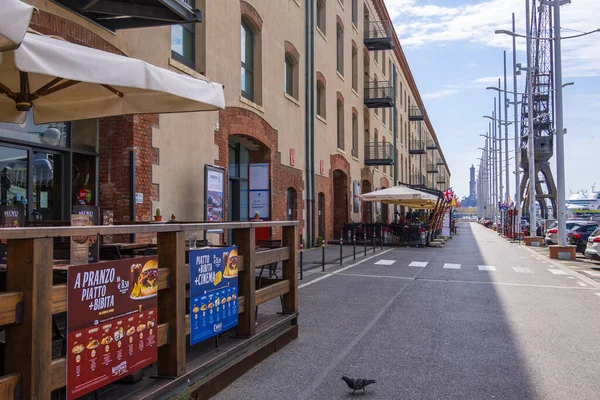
[584,227,600,261]
[545,220,589,245]
[567,222,599,254]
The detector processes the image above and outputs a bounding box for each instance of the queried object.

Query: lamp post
[549,0,567,246]
[524,0,536,236]
[512,13,521,239]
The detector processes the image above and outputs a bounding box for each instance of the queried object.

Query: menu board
[189,247,238,345]
[0,205,25,263]
[67,257,158,399]
[70,214,90,266]
[204,165,225,225]
[73,205,100,263]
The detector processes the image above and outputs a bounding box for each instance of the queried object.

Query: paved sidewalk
[526,244,600,283]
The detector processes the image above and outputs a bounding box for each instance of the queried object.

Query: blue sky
[384,0,600,201]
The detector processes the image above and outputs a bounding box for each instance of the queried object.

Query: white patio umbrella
[360,186,439,209]
[0,0,35,52]
[0,31,225,124]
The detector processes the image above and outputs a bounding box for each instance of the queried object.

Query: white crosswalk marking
[595,293,600,298]
[409,261,428,267]
[375,260,396,266]
[478,265,496,271]
[513,267,533,274]
[577,282,587,287]
[548,269,568,275]
[443,263,461,269]
[584,270,600,277]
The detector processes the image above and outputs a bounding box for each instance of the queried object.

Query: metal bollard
[364,233,367,256]
[322,243,325,272]
[339,237,343,265]
[381,232,384,250]
[353,234,356,260]
[299,249,303,280]
[373,234,376,253]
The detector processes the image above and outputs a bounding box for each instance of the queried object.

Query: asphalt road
[215,222,600,400]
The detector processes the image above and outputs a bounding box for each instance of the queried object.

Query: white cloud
[422,89,459,100]
[384,0,600,77]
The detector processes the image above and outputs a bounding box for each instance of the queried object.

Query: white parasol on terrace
[0,0,35,52]
[0,30,225,124]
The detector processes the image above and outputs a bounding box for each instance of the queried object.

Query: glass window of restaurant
[0,112,99,222]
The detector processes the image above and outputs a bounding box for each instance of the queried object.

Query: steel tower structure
[519,0,557,219]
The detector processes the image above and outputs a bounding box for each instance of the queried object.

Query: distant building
[461,165,478,207]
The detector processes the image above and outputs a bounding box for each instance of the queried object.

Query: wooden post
[281,225,298,314]
[235,228,256,337]
[5,238,53,398]
[157,231,186,377]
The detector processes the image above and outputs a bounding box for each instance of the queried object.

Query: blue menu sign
[189,246,239,345]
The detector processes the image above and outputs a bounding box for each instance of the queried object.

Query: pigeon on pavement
[341,376,377,393]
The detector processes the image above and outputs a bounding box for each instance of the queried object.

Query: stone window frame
[241,1,263,105]
[284,41,300,100]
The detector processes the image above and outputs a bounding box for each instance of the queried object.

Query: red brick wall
[30,11,124,55]
[216,107,303,241]
[98,115,159,243]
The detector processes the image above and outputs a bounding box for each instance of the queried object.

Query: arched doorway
[333,169,348,239]
[318,192,325,239]
[361,180,372,223]
[381,186,389,223]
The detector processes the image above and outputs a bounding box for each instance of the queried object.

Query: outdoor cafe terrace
[0,220,299,399]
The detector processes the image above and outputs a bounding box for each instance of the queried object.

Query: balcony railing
[437,175,447,184]
[426,140,437,150]
[364,80,394,108]
[409,106,424,121]
[410,174,426,187]
[364,142,395,166]
[427,164,439,173]
[409,140,425,155]
[364,20,394,51]
[437,158,445,166]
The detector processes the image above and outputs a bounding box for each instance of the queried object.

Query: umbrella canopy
[360,186,439,209]
[0,31,225,124]
[0,0,34,52]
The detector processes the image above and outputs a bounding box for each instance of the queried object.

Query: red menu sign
[67,257,159,399]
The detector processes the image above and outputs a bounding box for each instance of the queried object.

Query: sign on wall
[189,246,238,345]
[290,148,296,166]
[67,257,158,399]
[204,165,225,224]
[249,163,269,220]
[320,160,325,175]
[353,181,360,213]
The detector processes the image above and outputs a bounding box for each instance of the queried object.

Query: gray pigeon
[341,376,377,393]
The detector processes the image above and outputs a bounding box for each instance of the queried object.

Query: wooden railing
[0,221,298,398]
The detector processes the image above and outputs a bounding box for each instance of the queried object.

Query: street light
[495,28,600,40]
[485,82,574,96]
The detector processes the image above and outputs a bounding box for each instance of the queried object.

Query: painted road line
[409,261,428,268]
[443,263,461,269]
[548,269,568,275]
[584,270,600,277]
[375,260,396,266]
[298,274,333,289]
[568,277,576,279]
[577,282,587,287]
[595,293,600,298]
[513,267,533,274]
[478,265,497,272]
[332,249,393,275]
